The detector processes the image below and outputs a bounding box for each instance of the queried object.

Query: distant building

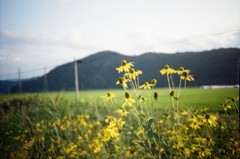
[201,85,239,89]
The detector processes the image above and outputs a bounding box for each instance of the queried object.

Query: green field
[1,88,238,112]
[0,87,239,158]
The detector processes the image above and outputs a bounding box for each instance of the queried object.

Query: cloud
[121,29,158,54]
[1,31,57,46]
[119,27,240,54]
[0,30,100,79]
[0,30,95,51]
[151,29,240,53]
[0,27,239,80]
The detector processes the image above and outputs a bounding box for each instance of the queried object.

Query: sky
[0,0,240,80]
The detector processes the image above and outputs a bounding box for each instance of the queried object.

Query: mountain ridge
[1,48,239,93]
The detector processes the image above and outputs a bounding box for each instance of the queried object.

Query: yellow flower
[160,64,175,75]
[202,136,215,147]
[139,81,154,89]
[101,92,116,101]
[201,106,208,112]
[181,71,194,81]
[36,122,41,127]
[60,125,66,131]
[77,135,83,143]
[173,113,180,120]
[198,146,211,158]
[115,108,129,116]
[173,141,184,149]
[181,148,191,157]
[105,116,112,123]
[188,115,198,122]
[107,127,120,139]
[220,103,231,111]
[190,121,201,130]
[122,92,135,107]
[206,117,217,127]
[164,113,171,118]
[151,79,157,86]
[225,96,239,102]
[176,67,190,75]
[116,60,134,73]
[180,110,188,115]
[85,113,90,119]
[135,127,144,136]
[116,118,125,127]
[124,68,142,80]
[101,129,111,142]
[126,146,137,157]
[140,97,147,102]
[24,138,35,150]
[181,124,189,133]
[199,113,218,127]
[116,77,128,88]
[158,119,163,124]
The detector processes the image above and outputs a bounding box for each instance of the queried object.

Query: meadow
[1,88,238,112]
[0,61,239,158]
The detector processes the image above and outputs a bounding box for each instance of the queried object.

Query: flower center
[164,64,169,69]
[129,68,135,74]
[154,92,158,100]
[118,77,123,84]
[205,114,210,120]
[125,92,130,99]
[182,71,188,77]
[179,67,184,71]
[121,60,127,66]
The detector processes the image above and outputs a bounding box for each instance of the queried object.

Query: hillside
[2,48,240,93]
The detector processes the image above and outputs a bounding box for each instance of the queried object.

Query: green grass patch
[1,88,238,113]
[1,60,239,158]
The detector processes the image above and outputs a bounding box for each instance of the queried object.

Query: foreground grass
[1,88,238,112]
[0,88,239,159]
[0,59,239,158]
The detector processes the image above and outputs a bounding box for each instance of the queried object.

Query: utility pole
[74,59,82,106]
[238,57,240,86]
[18,67,22,93]
[43,66,48,92]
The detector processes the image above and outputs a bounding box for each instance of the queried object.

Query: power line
[165,26,240,46]
[0,65,56,78]
[186,25,240,38]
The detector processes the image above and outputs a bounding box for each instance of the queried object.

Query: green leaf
[173,96,180,100]
[137,141,146,148]
[146,118,153,131]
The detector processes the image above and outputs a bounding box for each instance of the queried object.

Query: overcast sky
[0,0,240,80]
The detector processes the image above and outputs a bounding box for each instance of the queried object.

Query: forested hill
[3,48,240,93]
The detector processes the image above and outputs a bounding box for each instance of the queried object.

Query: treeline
[1,48,239,93]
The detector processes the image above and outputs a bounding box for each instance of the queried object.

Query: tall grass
[0,59,239,158]
[1,88,238,111]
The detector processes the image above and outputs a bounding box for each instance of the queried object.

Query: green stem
[110,98,117,110]
[176,77,182,113]
[181,79,187,101]
[170,74,175,90]
[167,74,171,92]
[167,74,175,112]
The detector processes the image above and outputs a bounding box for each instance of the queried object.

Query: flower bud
[125,92,130,99]
[154,92,158,100]
[164,64,169,69]
[205,113,210,120]
[151,79,157,85]
[179,67,184,71]
[121,60,127,66]
[170,90,174,97]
